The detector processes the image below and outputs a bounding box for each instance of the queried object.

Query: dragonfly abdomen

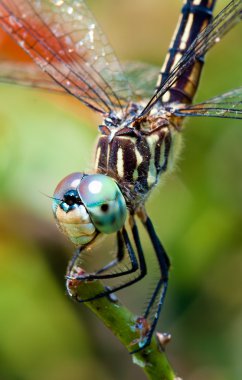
[158,0,216,104]
[95,124,182,209]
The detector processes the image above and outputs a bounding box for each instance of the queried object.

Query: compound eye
[63,192,77,206]
[59,189,83,212]
[52,172,84,213]
[78,174,127,234]
[100,203,109,212]
[52,173,97,246]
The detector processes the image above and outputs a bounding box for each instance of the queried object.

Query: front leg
[67,227,138,283]
[66,216,147,303]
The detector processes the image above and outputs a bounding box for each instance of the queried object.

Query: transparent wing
[172,88,242,120]
[0,0,133,115]
[140,0,242,117]
[0,60,160,99]
[0,60,66,91]
[0,60,97,101]
[122,61,159,100]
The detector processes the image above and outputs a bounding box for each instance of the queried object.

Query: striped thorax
[95,103,183,210]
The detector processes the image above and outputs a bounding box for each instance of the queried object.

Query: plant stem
[70,279,176,380]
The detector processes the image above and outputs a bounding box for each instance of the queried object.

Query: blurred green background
[0,1,242,379]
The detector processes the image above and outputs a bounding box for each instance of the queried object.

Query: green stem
[71,279,176,380]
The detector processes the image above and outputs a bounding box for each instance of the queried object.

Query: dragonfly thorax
[95,107,183,211]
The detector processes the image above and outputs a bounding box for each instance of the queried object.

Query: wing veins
[1,11,107,113]
[0,0,133,114]
[25,0,124,113]
[20,2,114,112]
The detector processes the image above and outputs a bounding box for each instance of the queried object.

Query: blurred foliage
[0,1,241,380]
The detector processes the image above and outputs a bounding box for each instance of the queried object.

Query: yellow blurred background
[0,1,241,379]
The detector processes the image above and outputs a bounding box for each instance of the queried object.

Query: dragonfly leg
[93,230,126,275]
[83,227,139,280]
[130,210,170,354]
[66,246,83,274]
[67,227,138,284]
[67,216,147,302]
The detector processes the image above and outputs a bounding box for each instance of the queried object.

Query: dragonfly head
[52,173,127,245]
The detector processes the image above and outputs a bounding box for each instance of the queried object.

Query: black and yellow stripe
[158,0,216,104]
[94,123,182,209]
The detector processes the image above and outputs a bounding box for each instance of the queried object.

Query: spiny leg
[130,208,170,353]
[66,218,147,302]
[94,230,126,275]
[85,228,138,280]
[143,215,170,318]
[67,227,138,283]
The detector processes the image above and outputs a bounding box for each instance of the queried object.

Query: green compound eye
[78,174,127,234]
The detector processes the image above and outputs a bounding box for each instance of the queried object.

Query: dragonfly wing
[122,61,159,100]
[0,60,67,92]
[0,59,101,101]
[172,88,242,120]
[140,0,242,116]
[0,60,160,99]
[0,0,133,115]
[0,60,116,102]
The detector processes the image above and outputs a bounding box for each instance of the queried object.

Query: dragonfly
[0,0,241,353]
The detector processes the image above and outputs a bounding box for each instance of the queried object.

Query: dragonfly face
[0,0,241,354]
[53,172,127,245]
